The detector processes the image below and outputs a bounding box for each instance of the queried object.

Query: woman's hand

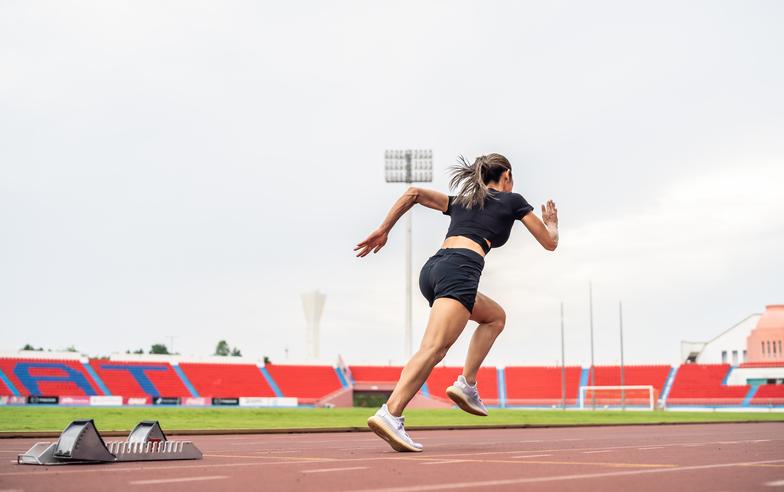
[542,199,558,228]
[354,228,389,257]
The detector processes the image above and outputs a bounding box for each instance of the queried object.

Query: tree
[65,345,78,353]
[231,347,242,357]
[263,355,271,365]
[214,340,230,356]
[21,344,43,351]
[149,344,170,355]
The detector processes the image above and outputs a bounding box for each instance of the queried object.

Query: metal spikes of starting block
[18,419,202,465]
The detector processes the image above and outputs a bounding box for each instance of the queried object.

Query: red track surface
[1,423,783,491]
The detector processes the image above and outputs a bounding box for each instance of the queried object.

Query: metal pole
[385,149,432,360]
[619,300,625,410]
[560,302,566,410]
[404,151,413,358]
[589,281,595,410]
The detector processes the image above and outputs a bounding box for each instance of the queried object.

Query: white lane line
[347,459,784,492]
[512,454,552,459]
[421,460,469,465]
[302,466,368,474]
[638,447,664,450]
[130,475,227,485]
[582,450,613,454]
[401,438,774,460]
[765,479,784,486]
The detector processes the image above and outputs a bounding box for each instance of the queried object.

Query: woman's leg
[462,292,506,385]
[386,297,471,416]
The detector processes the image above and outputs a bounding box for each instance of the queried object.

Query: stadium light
[384,149,433,358]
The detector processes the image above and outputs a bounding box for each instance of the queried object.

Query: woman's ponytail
[448,154,511,209]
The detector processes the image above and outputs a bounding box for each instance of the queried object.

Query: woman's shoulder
[490,190,528,202]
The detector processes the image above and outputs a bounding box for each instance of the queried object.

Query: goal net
[578,385,657,410]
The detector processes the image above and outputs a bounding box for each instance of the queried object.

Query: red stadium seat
[349,365,404,384]
[752,384,784,405]
[179,363,276,398]
[505,366,583,406]
[667,364,748,406]
[0,358,103,396]
[89,360,190,398]
[264,365,343,404]
[592,365,671,396]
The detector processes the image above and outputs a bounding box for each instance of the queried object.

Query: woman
[354,153,559,452]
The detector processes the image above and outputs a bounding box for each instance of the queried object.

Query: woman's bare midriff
[441,235,489,257]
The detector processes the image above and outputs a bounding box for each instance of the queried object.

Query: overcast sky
[1,0,782,367]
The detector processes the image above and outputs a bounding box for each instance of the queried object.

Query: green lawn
[1,407,782,433]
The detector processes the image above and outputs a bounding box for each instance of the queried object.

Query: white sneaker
[367,404,423,452]
[446,375,489,416]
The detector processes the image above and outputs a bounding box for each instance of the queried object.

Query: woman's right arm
[521,199,559,251]
[355,187,449,257]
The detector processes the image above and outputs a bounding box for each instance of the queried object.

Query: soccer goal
[578,385,656,410]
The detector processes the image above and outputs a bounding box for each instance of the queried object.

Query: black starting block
[18,420,202,465]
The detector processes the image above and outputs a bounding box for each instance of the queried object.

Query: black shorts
[418,248,484,313]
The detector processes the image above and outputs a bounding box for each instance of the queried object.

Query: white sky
[1,1,782,367]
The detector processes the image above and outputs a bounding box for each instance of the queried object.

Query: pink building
[745,305,784,363]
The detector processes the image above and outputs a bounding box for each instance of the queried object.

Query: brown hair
[448,154,512,209]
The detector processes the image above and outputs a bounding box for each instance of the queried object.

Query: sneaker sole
[446,386,489,416]
[367,416,423,452]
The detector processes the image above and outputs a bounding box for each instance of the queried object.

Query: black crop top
[442,190,534,253]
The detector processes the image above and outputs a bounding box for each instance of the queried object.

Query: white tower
[301,290,326,359]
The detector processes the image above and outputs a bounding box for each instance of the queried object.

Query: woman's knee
[490,309,506,334]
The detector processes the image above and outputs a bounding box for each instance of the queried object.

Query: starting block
[18,420,202,465]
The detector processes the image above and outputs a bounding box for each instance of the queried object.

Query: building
[746,305,784,363]
[681,305,784,367]
[681,313,760,366]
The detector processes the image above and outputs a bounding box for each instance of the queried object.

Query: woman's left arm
[355,187,448,257]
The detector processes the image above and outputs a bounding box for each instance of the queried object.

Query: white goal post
[579,385,656,410]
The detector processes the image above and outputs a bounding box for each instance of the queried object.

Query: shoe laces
[394,416,414,442]
[462,381,480,399]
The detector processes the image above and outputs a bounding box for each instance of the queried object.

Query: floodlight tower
[384,149,433,358]
[301,290,326,359]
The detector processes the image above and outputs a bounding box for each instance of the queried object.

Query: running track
[1,423,783,491]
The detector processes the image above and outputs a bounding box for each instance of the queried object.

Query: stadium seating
[264,365,343,403]
[505,366,583,405]
[592,365,671,396]
[752,384,784,405]
[89,360,190,398]
[425,366,499,404]
[740,361,784,368]
[666,364,748,405]
[0,375,12,395]
[2,356,779,408]
[179,363,276,397]
[0,358,103,396]
[348,365,404,384]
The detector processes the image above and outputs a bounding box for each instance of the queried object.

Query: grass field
[1,407,783,433]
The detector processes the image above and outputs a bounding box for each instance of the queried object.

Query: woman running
[355,153,559,452]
